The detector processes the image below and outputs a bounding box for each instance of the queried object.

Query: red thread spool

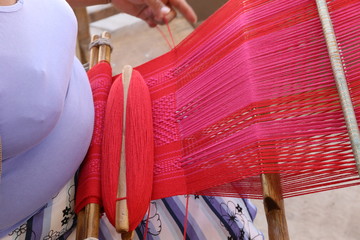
[102,73,124,226]
[102,67,154,232]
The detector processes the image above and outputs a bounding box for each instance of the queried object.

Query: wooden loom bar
[261,142,289,239]
[315,0,360,176]
[89,35,100,69]
[86,32,112,239]
[98,32,112,65]
[76,209,86,240]
[84,203,101,238]
[76,32,111,240]
[261,173,289,240]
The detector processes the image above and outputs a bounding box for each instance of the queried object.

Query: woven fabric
[75,62,113,213]
[131,0,360,200]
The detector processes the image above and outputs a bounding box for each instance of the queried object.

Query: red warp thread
[183,196,190,240]
[156,25,175,50]
[164,18,176,49]
[156,19,175,50]
[135,0,360,200]
[115,197,127,201]
[101,0,360,231]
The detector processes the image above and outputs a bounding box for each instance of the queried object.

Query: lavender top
[0,0,94,235]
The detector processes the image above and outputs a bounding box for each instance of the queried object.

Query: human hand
[111,0,197,27]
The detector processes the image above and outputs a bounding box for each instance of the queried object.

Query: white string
[88,38,113,52]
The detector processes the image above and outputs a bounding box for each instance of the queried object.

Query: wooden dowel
[115,65,133,234]
[76,209,86,240]
[99,32,111,63]
[84,203,101,238]
[260,139,289,238]
[77,32,112,240]
[261,173,289,240]
[76,34,100,240]
[121,231,135,240]
[84,32,113,239]
[315,0,360,176]
[89,35,100,69]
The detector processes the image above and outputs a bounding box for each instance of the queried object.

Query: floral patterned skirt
[100,195,264,240]
[1,177,76,240]
[1,177,263,240]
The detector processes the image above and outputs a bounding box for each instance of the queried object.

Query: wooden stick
[115,65,134,236]
[76,208,86,240]
[76,34,100,240]
[77,32,112,240]
[315,0,360,176]
[260,129,289,238]
[99,32,112,63]
[89,34,100,69]
[84,203,101,238]
[261,173,289,240]
[121,230,135,240]
[85,32,112,239]
[115,65,133,234]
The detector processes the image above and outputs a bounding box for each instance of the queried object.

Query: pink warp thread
[101,0,360,232]
[135,0,360,200]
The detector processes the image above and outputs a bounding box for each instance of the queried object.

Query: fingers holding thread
[144,0,195,26]
[112,0,197,27]
[168,0,197,24]
[144,0,170,21]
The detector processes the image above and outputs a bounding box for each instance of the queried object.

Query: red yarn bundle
[101,73,124,225]
[125,69,154,231]
[102,68,154,231]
